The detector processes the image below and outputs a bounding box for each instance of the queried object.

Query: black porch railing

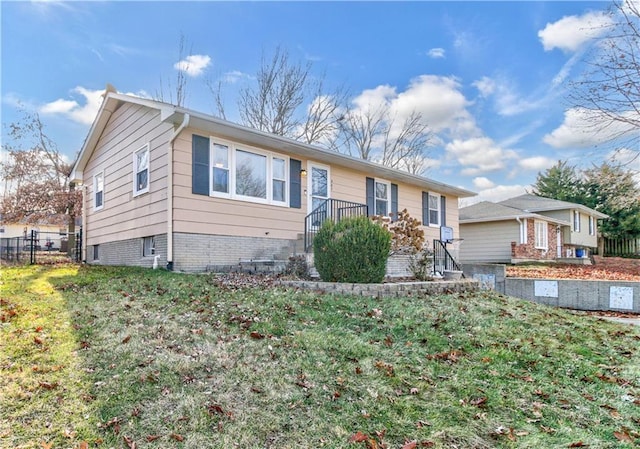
[304,199,368,252]
[433,239,463,275]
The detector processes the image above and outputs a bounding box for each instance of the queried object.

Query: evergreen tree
[582,162,640,239]
[531,160,584,203]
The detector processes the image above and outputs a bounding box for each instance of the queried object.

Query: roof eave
[166,110,477,198]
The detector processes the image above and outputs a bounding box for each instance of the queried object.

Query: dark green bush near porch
[313,216,391,283]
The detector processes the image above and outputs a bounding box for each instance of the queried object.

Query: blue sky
[2,1,637,203]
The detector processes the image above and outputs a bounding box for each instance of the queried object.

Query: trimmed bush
[313,216,392,283]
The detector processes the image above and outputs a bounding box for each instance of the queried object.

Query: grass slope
[1,265,639,449]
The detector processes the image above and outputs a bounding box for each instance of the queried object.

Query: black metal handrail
[304,199,368,252]
[433,239,463,275]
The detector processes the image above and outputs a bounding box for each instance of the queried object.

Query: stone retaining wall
[278,279,479,298]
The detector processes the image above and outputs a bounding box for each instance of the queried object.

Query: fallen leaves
[506,257,640,281]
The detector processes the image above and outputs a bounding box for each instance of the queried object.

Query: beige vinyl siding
[173,130,459,241]
[539,209,598,248]
[83,103,172,246]
[459,221,519,263]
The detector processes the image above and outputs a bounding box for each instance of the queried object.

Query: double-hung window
[588,216,595,235]
[94,172,104,211]
[573,210,581,232]
[134,144,150,196]
[428,193,440,226]
[212,143,230,194]
[375,180,390,216]
[534,220,548,249]
[210,140,288,206]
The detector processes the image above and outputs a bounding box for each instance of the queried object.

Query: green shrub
[313,216,392,283]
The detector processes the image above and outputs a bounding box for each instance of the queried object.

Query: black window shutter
[441,195,447,227]
[192,134,210,195]
[366,177,375,216]
[391,183,398,220]
[289,159,301,209]
[422,192,429,225]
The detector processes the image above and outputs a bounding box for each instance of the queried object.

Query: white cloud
[222,70,251,84]
[427,48,446,59]
[173,54,211,77]
[464,184,529,205]
[518,156,557,171]
[472,76,495,98]
[446,136,518,176]
[392,75,477,136]
[39,86,104,125]
[538,11,613,52]
[543,107,638,148]
[472,177,495,189]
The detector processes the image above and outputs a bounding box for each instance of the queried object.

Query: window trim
[93,171,104,211]
[573,210,581,232]
[133,143,150,197]
[519,218,528,244]
[142,236,155,257]
[534,220,548,250]
[93,245,100,261]
[428,192,441,227]
[374,178,391,217]
[588,216,595,236]
[209,138,289,207]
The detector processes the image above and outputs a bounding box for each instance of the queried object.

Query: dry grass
[2,264,639,448]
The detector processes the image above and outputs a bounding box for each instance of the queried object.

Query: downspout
[82,185,88,263]
[166,113,190,271]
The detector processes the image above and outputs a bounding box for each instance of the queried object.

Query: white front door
[307,163,330,214]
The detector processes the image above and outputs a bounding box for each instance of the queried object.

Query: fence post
[30,230,36,264]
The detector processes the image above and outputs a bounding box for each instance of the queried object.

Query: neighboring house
[69,92,475,272]
[459,194,608,264]
[0,217,68,250]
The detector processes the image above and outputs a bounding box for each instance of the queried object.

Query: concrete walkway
[598,316,640,326]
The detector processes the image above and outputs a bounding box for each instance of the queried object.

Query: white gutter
[166,113,190,270]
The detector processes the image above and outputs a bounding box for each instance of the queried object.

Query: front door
[557,227,562,258]
[307,163,330,214]
[307,163,330,229]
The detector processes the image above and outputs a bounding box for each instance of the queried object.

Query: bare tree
[212,46,345,146]
[1,111,82,238]
[239,46,310,137]
[567,0,640,154]
[156,33,191,107]
[337,104,433,175]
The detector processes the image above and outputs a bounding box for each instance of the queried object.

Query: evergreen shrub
[313,216,391,283]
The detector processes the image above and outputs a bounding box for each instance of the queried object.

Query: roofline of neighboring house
[70,91,477,199]
[519,204,609,220]
[460,213,570,226]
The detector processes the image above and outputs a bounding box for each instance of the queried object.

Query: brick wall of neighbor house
[172,233,298,272]
[88,234,167,268]
[511,219,558,261]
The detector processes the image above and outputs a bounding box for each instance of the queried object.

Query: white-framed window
[375,179,391,216]
[93,245,100,261]
[210,140,288,206]
[588,216,595,235]
[142,236,155,257]
[212,142,230,195]
[93,171,104,211]
[519,218,528,244]
[534,220,548,249]
[573,210,581,232]
[133,144,150,196]
[428,193,440,227]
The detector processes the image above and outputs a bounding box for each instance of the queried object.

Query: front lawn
[1,265,639,448]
